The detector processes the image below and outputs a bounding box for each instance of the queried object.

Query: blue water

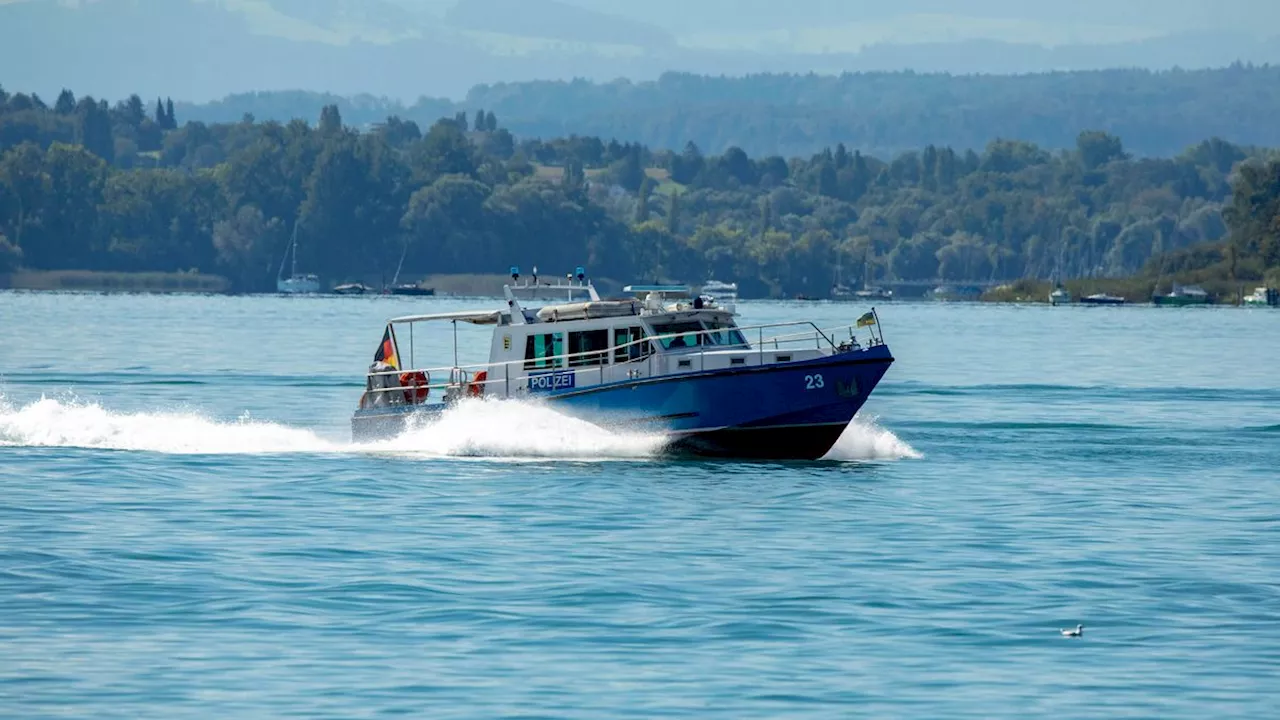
[2,293,1279,718]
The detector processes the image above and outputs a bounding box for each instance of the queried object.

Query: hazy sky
[3,0,1278,101]
[381,0,1280,51]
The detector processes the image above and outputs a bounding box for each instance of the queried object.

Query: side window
[568,329,610,367]
[523,333,564,370]
[614,327,651,363]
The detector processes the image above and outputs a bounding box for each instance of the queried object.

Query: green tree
[75,97,114,163]
[120,94,146,128]
[1077,131,1127,171]
[36,143,107,268]
[318,105,343,136]
[634,176,654,224]
[412,120,477,185]
[54,90,76,115]
[0,143,48,254]
[608,146,645,192]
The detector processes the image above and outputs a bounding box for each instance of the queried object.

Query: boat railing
[360,319,881,405]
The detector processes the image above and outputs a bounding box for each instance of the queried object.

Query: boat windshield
[705,318,747,347]
[649,317,748,350]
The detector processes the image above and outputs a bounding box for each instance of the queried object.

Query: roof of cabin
[389,310,504,325]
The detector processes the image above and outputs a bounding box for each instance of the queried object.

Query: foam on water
[0,396,665,459]
[369,398,667,460]
[0,396,341,455]
[823,416,922,462]
[0,395,914,462]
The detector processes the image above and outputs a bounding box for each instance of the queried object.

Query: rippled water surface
[2,292,1279,718]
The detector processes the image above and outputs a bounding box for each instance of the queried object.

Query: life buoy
[468,370,488,398]
[399,371,429,404]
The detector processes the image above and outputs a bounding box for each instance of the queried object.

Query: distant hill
[2,0,1280,104]
[444,0,673,47]
[172,66,1280,159]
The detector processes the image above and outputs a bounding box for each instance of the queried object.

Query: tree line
[0,82,1276,297]
[177,65,1280,159]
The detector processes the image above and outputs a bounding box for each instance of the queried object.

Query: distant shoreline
[0,270,230,294]
[3,270,1272,306]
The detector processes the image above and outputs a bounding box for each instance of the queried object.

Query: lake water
[2,292,1278,718]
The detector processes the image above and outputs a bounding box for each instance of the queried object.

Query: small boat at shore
[1153,284,1211,306]
[387,283,436,297]
[699,279,739,305]
[350,269,895,459]
[854,287,894,302]
[333,283,372,295]
[1079,293,1126,306]
[1243,287,1278,307]
[1049,287,1071,306]
[276,225,319,294]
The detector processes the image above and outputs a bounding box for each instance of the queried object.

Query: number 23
[805,374,825,390]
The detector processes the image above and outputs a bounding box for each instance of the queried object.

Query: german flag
[374,326,399,369]
[856,311,877,328]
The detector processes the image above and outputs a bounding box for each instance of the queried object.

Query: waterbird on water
[1061,624,1084,638]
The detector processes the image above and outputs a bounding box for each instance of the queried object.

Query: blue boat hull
[352,345,894,460]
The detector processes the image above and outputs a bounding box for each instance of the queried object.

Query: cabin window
[650,320,705,350]
[705,318,748,347]
[568,329,609,367]
[524,333,564,370]
[613,327,652,363]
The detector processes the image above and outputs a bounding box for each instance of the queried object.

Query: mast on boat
[277,223,299,283]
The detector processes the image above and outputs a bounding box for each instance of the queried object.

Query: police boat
[351,267,894,460]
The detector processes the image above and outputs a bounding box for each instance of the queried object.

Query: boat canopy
[624,284,691,298]
[389,310,504,325]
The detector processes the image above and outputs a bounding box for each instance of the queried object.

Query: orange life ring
[399,371,429,404]
[468,370,488,397]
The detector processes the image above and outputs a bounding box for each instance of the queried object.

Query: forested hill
[0,84,1276,297]
[174,66,1280,158]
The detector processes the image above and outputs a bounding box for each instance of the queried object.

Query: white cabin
[377,283,854,404]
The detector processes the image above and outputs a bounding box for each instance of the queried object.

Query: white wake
[823,416,922,462]
[368,398,667,459]
[0,396,341,455]
[0,396,664,459]
[0,396,914,462]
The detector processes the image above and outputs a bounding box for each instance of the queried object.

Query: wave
[823,417,922,462]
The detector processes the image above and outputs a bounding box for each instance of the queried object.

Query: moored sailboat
[276,224,320,294]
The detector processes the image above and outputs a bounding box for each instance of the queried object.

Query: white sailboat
[277,224,320,294]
